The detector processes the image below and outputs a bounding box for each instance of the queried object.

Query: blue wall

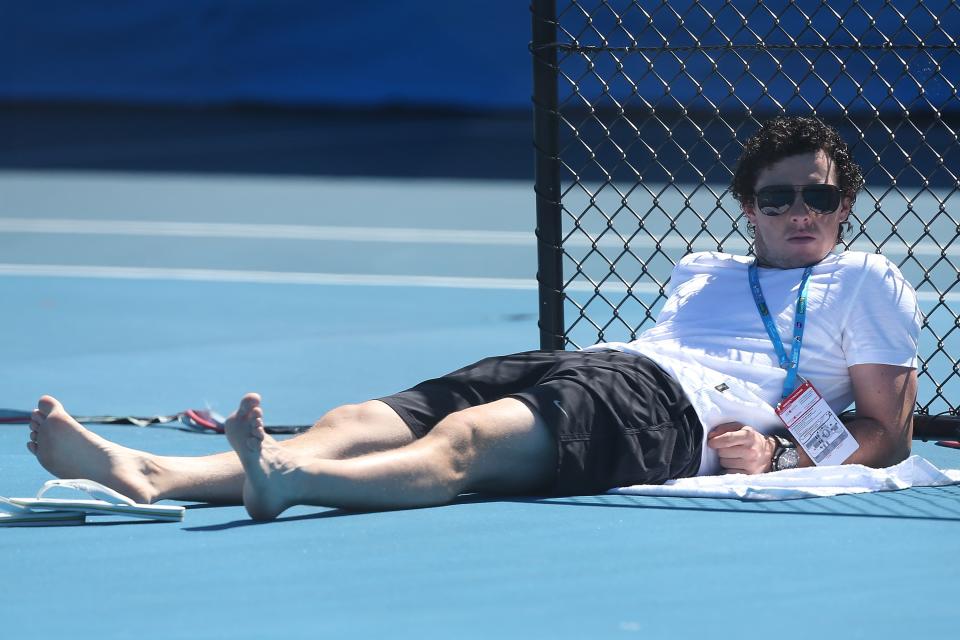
[1,1,532,108]
[2,1,957,115]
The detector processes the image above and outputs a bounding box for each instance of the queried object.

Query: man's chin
[760,246,833,269]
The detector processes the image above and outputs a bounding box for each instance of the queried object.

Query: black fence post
[531,0,564,350]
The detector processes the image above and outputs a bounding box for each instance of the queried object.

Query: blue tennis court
[2,166,959,639]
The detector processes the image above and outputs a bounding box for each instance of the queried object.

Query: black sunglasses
[754,184,843,217]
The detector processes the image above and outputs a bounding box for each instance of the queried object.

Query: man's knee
[300,401,416,461]
[311,403,364,431]
[310,401,394,431]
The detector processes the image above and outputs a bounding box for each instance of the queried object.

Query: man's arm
[707,363,917,473]
[837,363,916,467]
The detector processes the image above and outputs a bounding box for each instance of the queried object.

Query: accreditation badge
[775,380,859,466]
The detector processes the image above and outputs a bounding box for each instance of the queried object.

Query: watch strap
[770,435,798,471]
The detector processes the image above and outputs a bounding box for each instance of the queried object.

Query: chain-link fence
[531,0,960,424]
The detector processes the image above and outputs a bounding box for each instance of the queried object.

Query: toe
[37,395,61,416]
[238,393,262,416]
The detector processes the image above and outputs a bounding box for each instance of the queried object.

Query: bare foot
[224,393,298,520]
[28,395,157,503]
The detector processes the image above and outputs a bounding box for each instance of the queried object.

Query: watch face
[777,448,800,470]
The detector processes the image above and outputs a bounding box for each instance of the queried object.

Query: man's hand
[704,366,916,474]
[707,423,776,474]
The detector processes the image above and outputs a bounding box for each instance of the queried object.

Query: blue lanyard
[748,261,814,400]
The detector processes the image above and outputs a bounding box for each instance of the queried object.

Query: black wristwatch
[770,435,800,472]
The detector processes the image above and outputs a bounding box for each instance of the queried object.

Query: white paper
[777,381,859,465]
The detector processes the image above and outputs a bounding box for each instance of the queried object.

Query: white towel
[608,455,960,500]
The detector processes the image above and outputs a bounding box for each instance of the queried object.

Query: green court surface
[2,171,959,639]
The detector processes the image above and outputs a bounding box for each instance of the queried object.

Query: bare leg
[226,396,557,520]
[28,395,415,504]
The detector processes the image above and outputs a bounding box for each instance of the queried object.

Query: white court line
[0,263,539,290]
[0,263,657,294]
[0,217,954,256]
[0,263,955,302]
[0,218,533,245]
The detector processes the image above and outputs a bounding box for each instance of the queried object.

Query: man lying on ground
[27,115,921,520]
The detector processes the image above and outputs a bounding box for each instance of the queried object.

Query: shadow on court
[0,103,533,180]
[182,507,354,532]
[7,103,954,187]
[528,486,960,523]
[178,483,960,532]
[181,493,514,531]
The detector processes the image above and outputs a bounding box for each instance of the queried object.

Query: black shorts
[377,350,703,496]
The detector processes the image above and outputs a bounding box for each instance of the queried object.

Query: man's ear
[838,196,853,223]
[742,199,757,225]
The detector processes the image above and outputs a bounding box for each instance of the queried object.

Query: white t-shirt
[585,251,922,476]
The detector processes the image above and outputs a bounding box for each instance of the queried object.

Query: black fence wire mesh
[531,0,960,425]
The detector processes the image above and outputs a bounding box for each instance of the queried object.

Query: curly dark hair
[730,116,864,243]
